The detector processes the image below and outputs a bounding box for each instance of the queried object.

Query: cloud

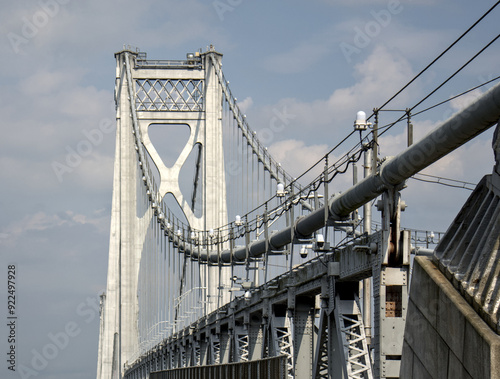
[378,119,437,158]
[318,0,438,8]
[71,152,114,191]
[331,4,456,71]
[238,96,253,113]
[251,44,415,145]
[373,111,495,232]
[0,69,115,155]
[327,44,414,108]
[252,41,496,236]
[401,133,494,231]
[33,0,223,53]
[449,88,484,111]
[0,0,228,75]
[268,139,330,180]
[0,156,61,192]
[19,69,84,95]
[262,43,331,74]
[0,210,110,247]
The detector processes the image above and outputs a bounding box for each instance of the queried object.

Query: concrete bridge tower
[97,47,229,379]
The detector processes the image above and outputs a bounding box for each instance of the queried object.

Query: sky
[0,0,499,378]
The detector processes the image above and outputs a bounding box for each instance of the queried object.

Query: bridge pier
[402,255,500,378]
[372,188,411,378]
[402,154,500,378]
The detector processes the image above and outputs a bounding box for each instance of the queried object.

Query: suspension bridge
[96,46,500,379]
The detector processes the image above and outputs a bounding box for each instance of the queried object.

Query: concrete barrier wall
[400,256,500,379]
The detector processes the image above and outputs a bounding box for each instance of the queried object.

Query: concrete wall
[400,255,500,379]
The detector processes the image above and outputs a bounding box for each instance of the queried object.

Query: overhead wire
[348,2,500,150]
[412,74,500,117]
[375,32,500,141]
[215,23,500,247]
[368,0,500,120]
[411,172,476,191]
[263,23,499,230]
[292,2,500,211]
[410,33,500,113]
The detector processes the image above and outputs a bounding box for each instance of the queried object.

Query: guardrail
[146,356,287,379]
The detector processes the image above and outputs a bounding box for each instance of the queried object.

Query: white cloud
[401,133,494,231]
[0,156,60,192]
[252,44,415,144]
[255,41,497,235]
[449,88,484,111]
[378,119,438,158]
[19,69,85,95]
[328,44,414,107]
[238,96,253,113]
[0,212,76,243]
[72,152,115,191]
[382,26,455,64]
[268,139,330,180]
[0,210,110,247]
[373,112,495,232]
[378,109,494,182]
[36,0,224,53]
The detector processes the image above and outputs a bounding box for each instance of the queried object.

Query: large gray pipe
[187,81,500,264]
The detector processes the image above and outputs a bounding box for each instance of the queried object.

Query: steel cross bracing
[271,315,294,379]
[209,334,221,365]
[334,294,373,379]
[135,79,204,111]
[233,325,250,362]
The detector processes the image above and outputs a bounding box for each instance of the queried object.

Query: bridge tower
[97,47,230,379]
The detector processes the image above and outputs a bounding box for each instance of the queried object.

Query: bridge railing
[144,356,287,379]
